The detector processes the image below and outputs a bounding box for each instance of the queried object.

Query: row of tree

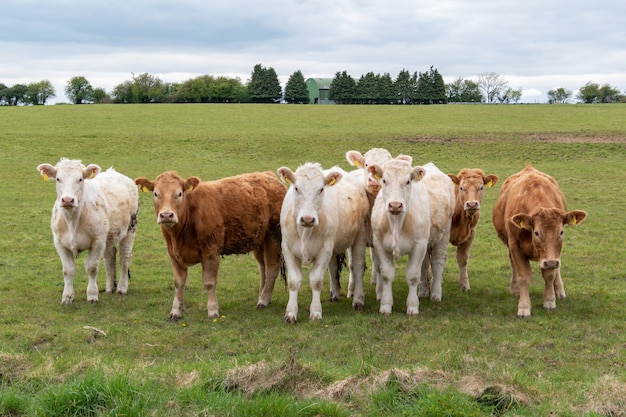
[1,64,624,105]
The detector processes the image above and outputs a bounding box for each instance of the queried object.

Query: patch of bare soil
[403,134,626,143]
[578,375,626,417]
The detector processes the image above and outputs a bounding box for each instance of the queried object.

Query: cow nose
[465,201,480,211]
[158,211,176,224]
[61,196,75,207]
[388,201,403,214]
[542,260,560,270]
[300,215,316,227]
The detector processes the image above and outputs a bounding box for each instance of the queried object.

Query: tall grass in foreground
[0,103,625,416]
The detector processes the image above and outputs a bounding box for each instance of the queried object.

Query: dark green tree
[3,83,28,105]
[0,82,7,105]
[65,76,94,104]
[446,78,483,103]
[394,69,415,104]
[378,73,395,104]
[547,87,572,104]
[112,73,169,103]
[248,64,282,103]
[27,80,55,105]
[329,70,356,104]
[577,82,600,103]
[355,72,379,104]
[598,84,622,103]
[92,88,111,104]
[284,70,309,103]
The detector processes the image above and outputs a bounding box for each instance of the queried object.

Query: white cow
[278,163,370,323]
[37,158,139,304]
[369,160,455,315]
[345,148,412,293]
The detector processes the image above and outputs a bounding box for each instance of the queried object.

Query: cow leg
[103,243,117,293]
[370,247,380,286]
[406,243,427,315]
[554,268,566,299]
[283,249,302,324]
[429,241,448,303]
[201,255,220,319]
[57,245,76,305]
[328,254,341,302]
[255,238,282,309]
[456,230,475,291]
[169,261,189,321]
[346,248,354,298]
[509,247,532,318]
[418,251,431,299]
[117,229,136,295]
[84,246,102,303]
[309,252,331,321]
[508,250,520,296]
[541,267,558,310]
[350,234,367,310]
[377,249,396,315]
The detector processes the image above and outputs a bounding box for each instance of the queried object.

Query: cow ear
[367,164,383,181]
[325,171,342,186]
[411,167,426,182]
[84,164,101,179]
[565,210,587,226]
[37,163,56,181]
[346,151,364,168]
[484,174,499,188]
[396,154,413,165]
[511,214,532,230]
[448,174,460,185]
[134,177,154,193]
[185,177,200,192]
[277,167,295,184]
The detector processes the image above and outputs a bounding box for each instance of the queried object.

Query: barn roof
[306,78,333,90]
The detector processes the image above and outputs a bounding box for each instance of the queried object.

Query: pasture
[1,103,625,416]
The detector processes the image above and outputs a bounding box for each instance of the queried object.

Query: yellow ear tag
[486,180,493,188]
[570,217,577,225]
[353,160,362,168]
[373,173,381,181]
[141,186,150,193]
[186,186,194,192]
[42,173,48,181]
[89,171,95,179]
[328,178,336,186]
[519,220,526,229]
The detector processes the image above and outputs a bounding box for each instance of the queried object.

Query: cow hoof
[309,312,322,321]
[207,311,220,320]
[61,297,74,305]
[517,310,531,318]
[430,295,441,303]
[379,305,392,315]
[284,314,297,324]
[256,302,269,309]
[87,298,99,304]
[116,290,127,296]
[543,302,557,310]
[418,290,430,299]
[406,307,419,316]
[329,295,340,302]
[168,315,182,322]
[352,301,364,311]
[459,284,471,292]
[556,292,567,299]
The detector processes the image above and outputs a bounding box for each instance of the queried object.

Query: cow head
[346,148,411,196]
[511,208,587,270]
[448,169,499,216]
[37,158,101,212]
[135,172,200,228]
[277,163,342,228]
[369,159,425,216]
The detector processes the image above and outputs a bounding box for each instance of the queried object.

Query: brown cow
[448,169,498,292]
[135,171,286,321]
[492,164,586,318]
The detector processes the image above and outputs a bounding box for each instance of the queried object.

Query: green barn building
[305,78,335,104]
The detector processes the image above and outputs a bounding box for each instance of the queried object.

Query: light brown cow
[448,169,498,292]
[135,171,286,321]
[492,164,586,318]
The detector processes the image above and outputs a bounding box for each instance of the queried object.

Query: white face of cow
[135,172,200,228]
[37,159,100,212]
[278,163,341,228]
[346,148,393,196]
[369,160,425,216]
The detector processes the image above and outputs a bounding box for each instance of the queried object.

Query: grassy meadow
[1,103,625,416]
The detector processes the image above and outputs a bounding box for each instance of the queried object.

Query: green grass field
[1,103,625,416]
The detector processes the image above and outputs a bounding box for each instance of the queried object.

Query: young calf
[448,168,498,291]
[278,163,369,323]
[37,158,138,304]
[492,164,586,318]
[135,171,285,321]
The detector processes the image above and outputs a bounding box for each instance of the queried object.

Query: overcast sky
[2,0,625,103]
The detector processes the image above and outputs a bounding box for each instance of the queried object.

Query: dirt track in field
[402,134,626,144]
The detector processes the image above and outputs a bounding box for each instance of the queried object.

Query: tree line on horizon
[1,63,624,105]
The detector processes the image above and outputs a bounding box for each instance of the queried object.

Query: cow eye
[319,187,324,194]
[178,191,183,198]
[153,192,158,198]
[459,186,464,192]
[479,185,484,191]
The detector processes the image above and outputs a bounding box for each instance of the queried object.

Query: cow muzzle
[299,215,316,228]
[387,201,403,215]
[540,259,561,270]
[60,196,76,209]
[464,200,480,214]
[158,211,178,227]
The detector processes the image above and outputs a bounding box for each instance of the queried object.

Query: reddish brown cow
[448,169,498,291]
[135,171,286,321]
[492,164,586,318]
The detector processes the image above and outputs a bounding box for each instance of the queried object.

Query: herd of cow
[37,150,586,322]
